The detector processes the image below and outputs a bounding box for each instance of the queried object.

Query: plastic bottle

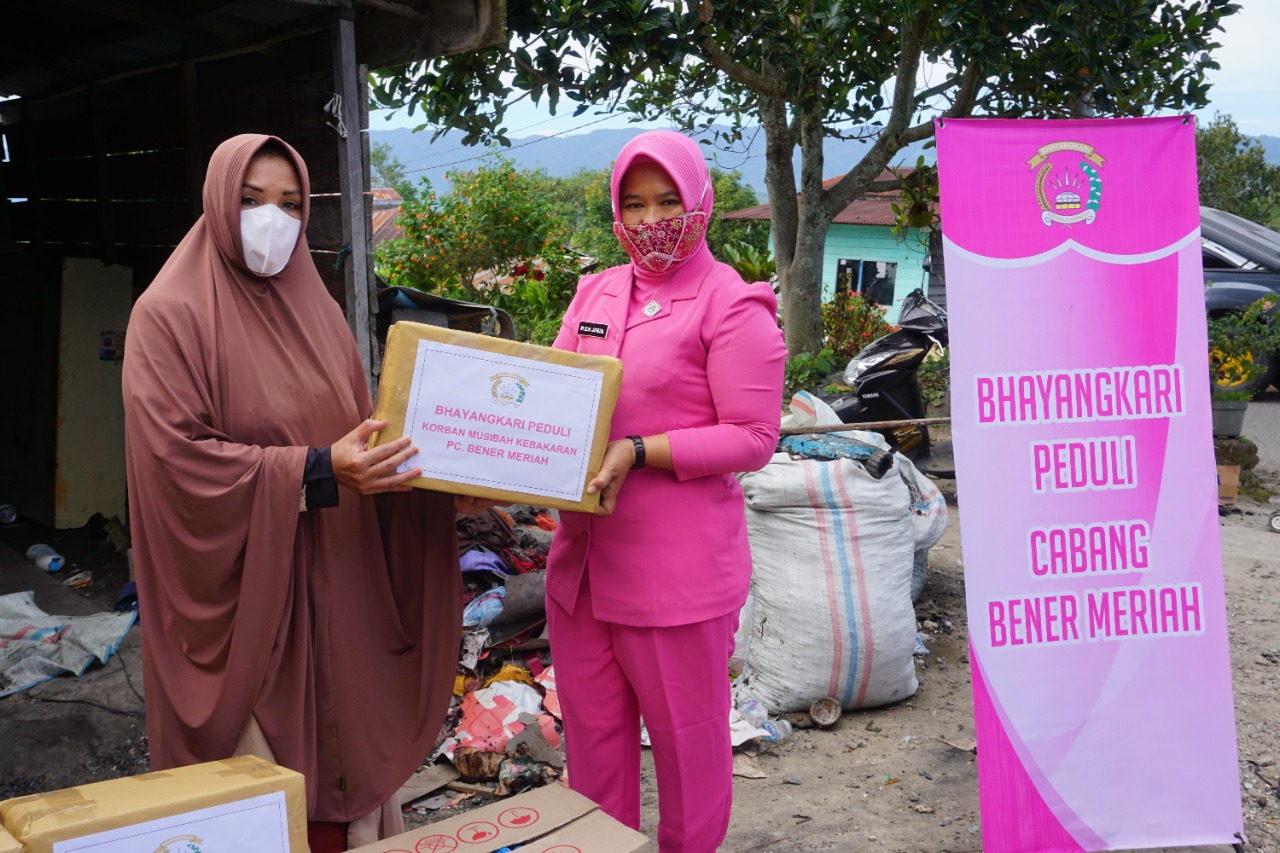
[738,698,768,728]
[0,504,16,524]
[759,719,793,743]
[25,543,64,573]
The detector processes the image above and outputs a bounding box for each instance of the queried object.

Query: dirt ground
[2,473,1277,852]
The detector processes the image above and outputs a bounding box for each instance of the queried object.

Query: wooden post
[331,5,373,389]
[359,63,383,391]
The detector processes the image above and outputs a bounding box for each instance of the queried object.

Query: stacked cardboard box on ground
[0,756,306,852]
[0,754,645,852]
[350,784,645,853]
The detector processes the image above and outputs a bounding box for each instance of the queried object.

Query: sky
[1200,0,1279,137]
[370,2,1280,139]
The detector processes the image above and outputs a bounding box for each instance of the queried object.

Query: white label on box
[399,339,604,500]
[53,791,289,852]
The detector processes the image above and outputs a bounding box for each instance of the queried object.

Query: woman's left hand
[587,439,637,516]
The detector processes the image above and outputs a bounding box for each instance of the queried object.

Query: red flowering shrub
[822,289,895,360]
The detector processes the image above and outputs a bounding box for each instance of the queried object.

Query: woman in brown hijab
[122,134,461,850]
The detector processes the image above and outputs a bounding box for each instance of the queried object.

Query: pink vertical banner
[936,117,1242,851]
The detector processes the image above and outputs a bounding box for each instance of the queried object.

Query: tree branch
[821,7,932,215]
[510,50,582,91]
[902,60,983,143]
[687,0,787,99]
[913,73,962,104]
[868,177,908,193]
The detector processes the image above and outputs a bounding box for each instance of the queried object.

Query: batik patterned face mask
[611,210,709,273]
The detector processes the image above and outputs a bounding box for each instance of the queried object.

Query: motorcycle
[826,289,954,477]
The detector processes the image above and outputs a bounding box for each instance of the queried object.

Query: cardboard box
[0,826,22,853]
[1217,464,1240,505]
[349,783,646,853]
[373,322,623,512]
[0,755,306,853]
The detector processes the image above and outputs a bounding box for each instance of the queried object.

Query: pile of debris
[400,505,805,822]
[401,507,564,818]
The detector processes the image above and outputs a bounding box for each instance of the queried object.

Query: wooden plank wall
[0,28,359,304]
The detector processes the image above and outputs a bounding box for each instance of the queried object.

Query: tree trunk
[778,106,828,355]
[760,95,797,315]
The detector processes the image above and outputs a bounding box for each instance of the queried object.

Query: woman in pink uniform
[547,130,787,851]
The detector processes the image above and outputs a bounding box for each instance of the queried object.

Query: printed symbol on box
[414,836,458,853]
[154,836,203,853]
[490,372,529,407]
[498,806,540,828]
[456,821,500,844]
[1027,140,1104,227]
[539,846,583,853]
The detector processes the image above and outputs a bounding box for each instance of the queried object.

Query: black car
[1202,206,1280,397]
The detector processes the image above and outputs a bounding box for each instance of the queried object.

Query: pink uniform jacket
[548,248,787,627]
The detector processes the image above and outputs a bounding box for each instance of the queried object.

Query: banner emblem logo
[490,372,529,407]
[1027,140,1104,226]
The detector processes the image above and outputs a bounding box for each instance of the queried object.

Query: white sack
[734,451,919,713]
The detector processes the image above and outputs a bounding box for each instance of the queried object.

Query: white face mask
[240,203,302,276]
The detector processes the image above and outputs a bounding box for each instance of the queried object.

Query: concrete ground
[0,537,148,799]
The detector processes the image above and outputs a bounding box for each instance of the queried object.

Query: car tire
[1213,347,1275,399]
[1244,350,1277,398]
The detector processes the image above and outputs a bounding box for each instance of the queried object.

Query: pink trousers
[547,575,737,853]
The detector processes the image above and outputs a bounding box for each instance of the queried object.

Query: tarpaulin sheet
[0,590,136,697]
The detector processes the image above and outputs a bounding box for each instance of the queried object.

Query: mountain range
[1257,134,1280,164]
[369,124,936,200]
[369,126,1280,202]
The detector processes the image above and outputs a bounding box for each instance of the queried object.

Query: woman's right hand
[330,418,422,495]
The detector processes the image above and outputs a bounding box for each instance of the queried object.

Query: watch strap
[626,435,646,469]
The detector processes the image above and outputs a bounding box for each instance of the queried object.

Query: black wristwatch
[626,435,646,469]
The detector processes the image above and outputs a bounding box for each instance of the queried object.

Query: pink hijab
[123,134,460,823]
[610,129,715,218]
[609,130,715,278]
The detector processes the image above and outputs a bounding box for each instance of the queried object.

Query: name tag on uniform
[578,321,609,338]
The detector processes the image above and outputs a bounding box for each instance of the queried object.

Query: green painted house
[722,175,940,324]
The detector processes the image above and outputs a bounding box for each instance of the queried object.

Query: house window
[836,259,896,306]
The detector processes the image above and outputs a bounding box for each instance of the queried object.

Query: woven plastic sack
[897,454,949,601]
[733,451,919,713]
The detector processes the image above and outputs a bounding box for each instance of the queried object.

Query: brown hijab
[122,133,460,822]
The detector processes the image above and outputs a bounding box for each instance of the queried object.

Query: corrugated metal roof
[721,170,934,227]
[371,188,406,246]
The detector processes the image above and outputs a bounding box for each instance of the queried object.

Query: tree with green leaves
[370,141,419,203]
[1196,113,1280,227]
[374,0,1239,354]
[375,156,586,344]
[376,155,562,297]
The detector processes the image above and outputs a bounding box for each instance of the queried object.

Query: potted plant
[1207,296,1280,437]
